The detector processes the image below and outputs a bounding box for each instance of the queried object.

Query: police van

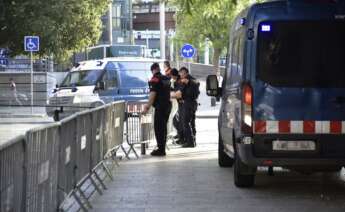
[47,57,163,119]
[206,0,345,187]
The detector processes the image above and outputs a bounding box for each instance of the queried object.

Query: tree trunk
[212,47,221,76]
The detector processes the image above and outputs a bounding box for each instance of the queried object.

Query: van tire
[218,137,234,167]
[234,153,255,188]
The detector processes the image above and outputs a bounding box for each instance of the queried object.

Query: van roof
[72,57,165,72]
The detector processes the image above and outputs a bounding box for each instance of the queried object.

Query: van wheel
[218,137,234,167]
[234,153,255,188]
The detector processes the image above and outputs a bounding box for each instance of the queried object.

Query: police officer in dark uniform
[173,67,199,148]
[170,68,185,144]
[143,63,172,156]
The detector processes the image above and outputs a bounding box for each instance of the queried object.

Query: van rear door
[253,20,345,133]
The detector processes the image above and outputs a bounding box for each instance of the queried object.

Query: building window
[112,4,121,18]
[113,18,121,29]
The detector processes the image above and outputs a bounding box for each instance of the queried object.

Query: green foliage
[0,0,110,61]
[172,0,257,67]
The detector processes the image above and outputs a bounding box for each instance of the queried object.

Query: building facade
[132,1,176,58]
[99,0,133,45]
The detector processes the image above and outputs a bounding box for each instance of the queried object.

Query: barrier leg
[121,145,131,159]
[75,186,93,210]
[111,153,120,167]
[77,187,93,209]
[111,148,121,167]
[141,143,146,155]
[88,175,103,195]
[126,144,139,159]
[93,169,108,190]
[72,192,89,212]
[101,161,114,181]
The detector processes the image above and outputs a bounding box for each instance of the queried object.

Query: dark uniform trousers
[173,102,184,140]
[181,101,197,144]
[154,103,172,150]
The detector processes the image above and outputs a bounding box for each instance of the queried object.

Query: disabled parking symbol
[24,36,40,52]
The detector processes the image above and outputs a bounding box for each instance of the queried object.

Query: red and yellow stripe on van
[254,121,345,134]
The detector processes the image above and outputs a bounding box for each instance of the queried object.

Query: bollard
[53,110,60,121]
[211,97,216,107]
[141,144,146,155]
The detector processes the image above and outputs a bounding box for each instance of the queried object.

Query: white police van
[47,57,163,120]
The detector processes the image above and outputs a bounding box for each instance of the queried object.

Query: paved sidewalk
[89,118,345,212]
[196,80,220,118]
[0,106,47,118]
[0,116,54,145]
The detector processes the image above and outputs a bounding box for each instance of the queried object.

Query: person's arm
[171,90,182,99]
[143,91,156,113]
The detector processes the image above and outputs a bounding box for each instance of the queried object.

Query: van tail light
[241,83,253,134]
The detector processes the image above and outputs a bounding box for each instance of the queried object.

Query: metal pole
[188,60,191,75]
[129,0,134,44]
[109,3,113,45]
[30,51,33,114]
[205,38,209,65]
[170,38,174,62]
[146,29,149,50]
[159,1,166,59]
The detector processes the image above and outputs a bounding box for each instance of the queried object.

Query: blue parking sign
[181,44,196,59]
[24,36,40,52]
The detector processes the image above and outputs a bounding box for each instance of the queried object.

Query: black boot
[150,149,166,156]
[176,139,186,145]
[181,142,196,148]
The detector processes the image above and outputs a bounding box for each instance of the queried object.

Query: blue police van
[47,57,163,118]
[206,0,345,187]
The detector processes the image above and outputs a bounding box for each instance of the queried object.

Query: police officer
[174,67,199,148]
[164,60,172,77]
[143,63,172,156]
[170,68,185,144]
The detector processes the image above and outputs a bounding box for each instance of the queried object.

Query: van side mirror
[97,81,105,90]
[206,75,221,97]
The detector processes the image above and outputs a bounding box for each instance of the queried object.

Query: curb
[0,114,47,118]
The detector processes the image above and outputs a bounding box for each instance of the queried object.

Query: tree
[0,0,109,61]
[172,0,256,73]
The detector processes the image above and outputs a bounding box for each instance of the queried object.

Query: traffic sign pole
[188,59,191,75]
[24,36,39,114]
[180,44,196,74]
[30,51,33,114]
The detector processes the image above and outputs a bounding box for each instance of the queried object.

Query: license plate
[272,140,316,151]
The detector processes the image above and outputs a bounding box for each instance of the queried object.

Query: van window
[109,62,152,88]
[227,37,241,88]
[61,70,103,87]
[257,21,345,87]
[104,68,118,88]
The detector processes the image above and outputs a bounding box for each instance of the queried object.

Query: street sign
[0,48,8,66]
[24,36,40,52]
[24,36,39,114]
[181,44,196,58]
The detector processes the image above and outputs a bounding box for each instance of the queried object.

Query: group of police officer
[143,61,200,156]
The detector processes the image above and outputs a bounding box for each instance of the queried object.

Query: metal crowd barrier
[25,123,60,212]
[122,101,155,159]
[0,101,126,212]
[0,135,25,212]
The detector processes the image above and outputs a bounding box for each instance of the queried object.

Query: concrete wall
[0,72,60,106]
[171,62,225,80]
